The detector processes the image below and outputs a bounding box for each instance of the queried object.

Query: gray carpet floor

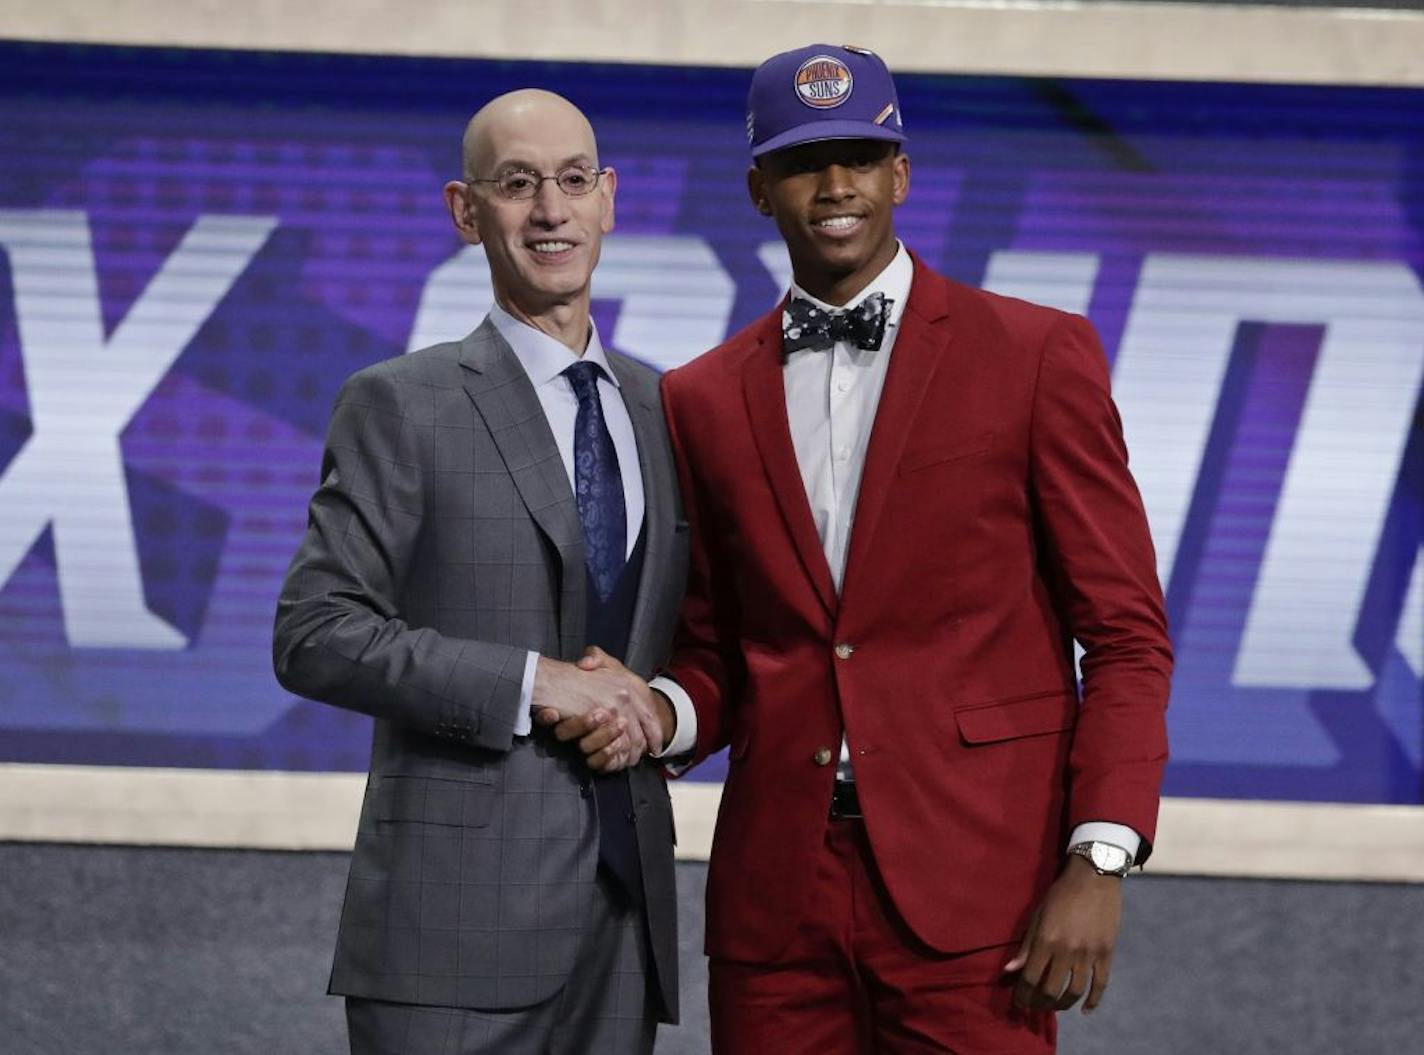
[1,843,1421,1053]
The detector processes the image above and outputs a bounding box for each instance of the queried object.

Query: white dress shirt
[653,246,908,769]
[650,244,1140,861]
[487,304,645,736]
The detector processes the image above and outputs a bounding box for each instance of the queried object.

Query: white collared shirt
[651,246,1139,861]
[784,243,913,592]
[654,245,910,766]
[488,304,645,735]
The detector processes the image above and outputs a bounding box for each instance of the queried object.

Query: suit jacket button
[813,747,834,766]
[834,643,854,660]
[579,779,593,798]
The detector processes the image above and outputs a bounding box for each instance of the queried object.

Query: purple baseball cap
[747,43,906,159]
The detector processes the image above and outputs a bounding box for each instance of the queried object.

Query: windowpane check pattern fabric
[565,361,628,602]
[345,873,656,1054]
[273,320,688,1025]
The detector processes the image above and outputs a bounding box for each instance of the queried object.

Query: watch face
[1090,843,1129,873]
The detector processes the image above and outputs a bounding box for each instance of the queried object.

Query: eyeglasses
[465,165,608,201]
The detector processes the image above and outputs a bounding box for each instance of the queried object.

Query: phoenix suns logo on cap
[794,54,853,109]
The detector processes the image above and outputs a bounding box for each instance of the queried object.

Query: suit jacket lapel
[608,355,669,676]
[459,320,586,661]
[840,262,953,609]
[741,315,839,619]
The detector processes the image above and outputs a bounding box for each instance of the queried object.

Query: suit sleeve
[1029,314,1173,863]
[660,373,747,768]
[272,367,526,752]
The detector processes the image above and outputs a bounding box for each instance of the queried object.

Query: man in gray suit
[273,89,687,1054]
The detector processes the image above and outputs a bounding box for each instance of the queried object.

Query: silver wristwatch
[1067,840,1132,877]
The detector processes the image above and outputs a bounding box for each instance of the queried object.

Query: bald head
[443,88,616,350]
[462,89,598,180]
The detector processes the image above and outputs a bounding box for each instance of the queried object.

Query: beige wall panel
[1,0,1422,85]
[2,765,1422,882]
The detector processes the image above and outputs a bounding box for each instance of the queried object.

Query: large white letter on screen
[0,211,277,649]
[1112,254,1424,690]
[593,237,735,372]
[981,251,1101,316]
[406,245,494,353]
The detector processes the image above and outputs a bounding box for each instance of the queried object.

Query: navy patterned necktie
[564,361,627,602]
[782,291,892,356]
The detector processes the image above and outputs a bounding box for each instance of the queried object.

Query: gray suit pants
[345,873,657,1055]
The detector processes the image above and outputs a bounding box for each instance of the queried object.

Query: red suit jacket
[660,257,1172,964]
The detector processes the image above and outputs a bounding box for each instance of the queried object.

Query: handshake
[531,647,674,773]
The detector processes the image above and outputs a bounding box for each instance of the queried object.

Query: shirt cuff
[513,650,539,737]
[648,675,697,761]
[1068,822,1142,865]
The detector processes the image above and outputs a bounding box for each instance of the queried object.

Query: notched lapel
[742,327,838,618]
[459,323,586,659]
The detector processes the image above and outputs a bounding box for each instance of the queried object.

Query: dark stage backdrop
[0,41,1420,806]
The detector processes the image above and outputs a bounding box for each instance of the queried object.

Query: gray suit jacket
[273,320,688,1020]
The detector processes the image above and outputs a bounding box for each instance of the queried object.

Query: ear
[443,180,482,245]
[598,166,617,235]
[747,165,771,216]
[891,151,910,207]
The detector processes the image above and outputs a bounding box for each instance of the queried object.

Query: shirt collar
[488,302,619,389]
[787,240,912,332]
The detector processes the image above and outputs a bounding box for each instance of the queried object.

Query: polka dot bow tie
[782,292,892,356]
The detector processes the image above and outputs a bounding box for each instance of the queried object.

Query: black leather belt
[830,779,862,819]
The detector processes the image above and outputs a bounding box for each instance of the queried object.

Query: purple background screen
[0,43,1420,804]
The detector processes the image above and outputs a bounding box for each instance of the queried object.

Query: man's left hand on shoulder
[1003,851,1125,1015]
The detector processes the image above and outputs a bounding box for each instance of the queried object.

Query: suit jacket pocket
[955,689,1077,745]
[898,430,995,476]
[374,775,496,827]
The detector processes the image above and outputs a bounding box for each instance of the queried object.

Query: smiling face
[749,138,909,305]
[444,90,615,330]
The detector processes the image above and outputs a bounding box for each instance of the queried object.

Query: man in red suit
[552,43,1172,1053]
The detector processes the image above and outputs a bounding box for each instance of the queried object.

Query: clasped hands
[531,647,672,772]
